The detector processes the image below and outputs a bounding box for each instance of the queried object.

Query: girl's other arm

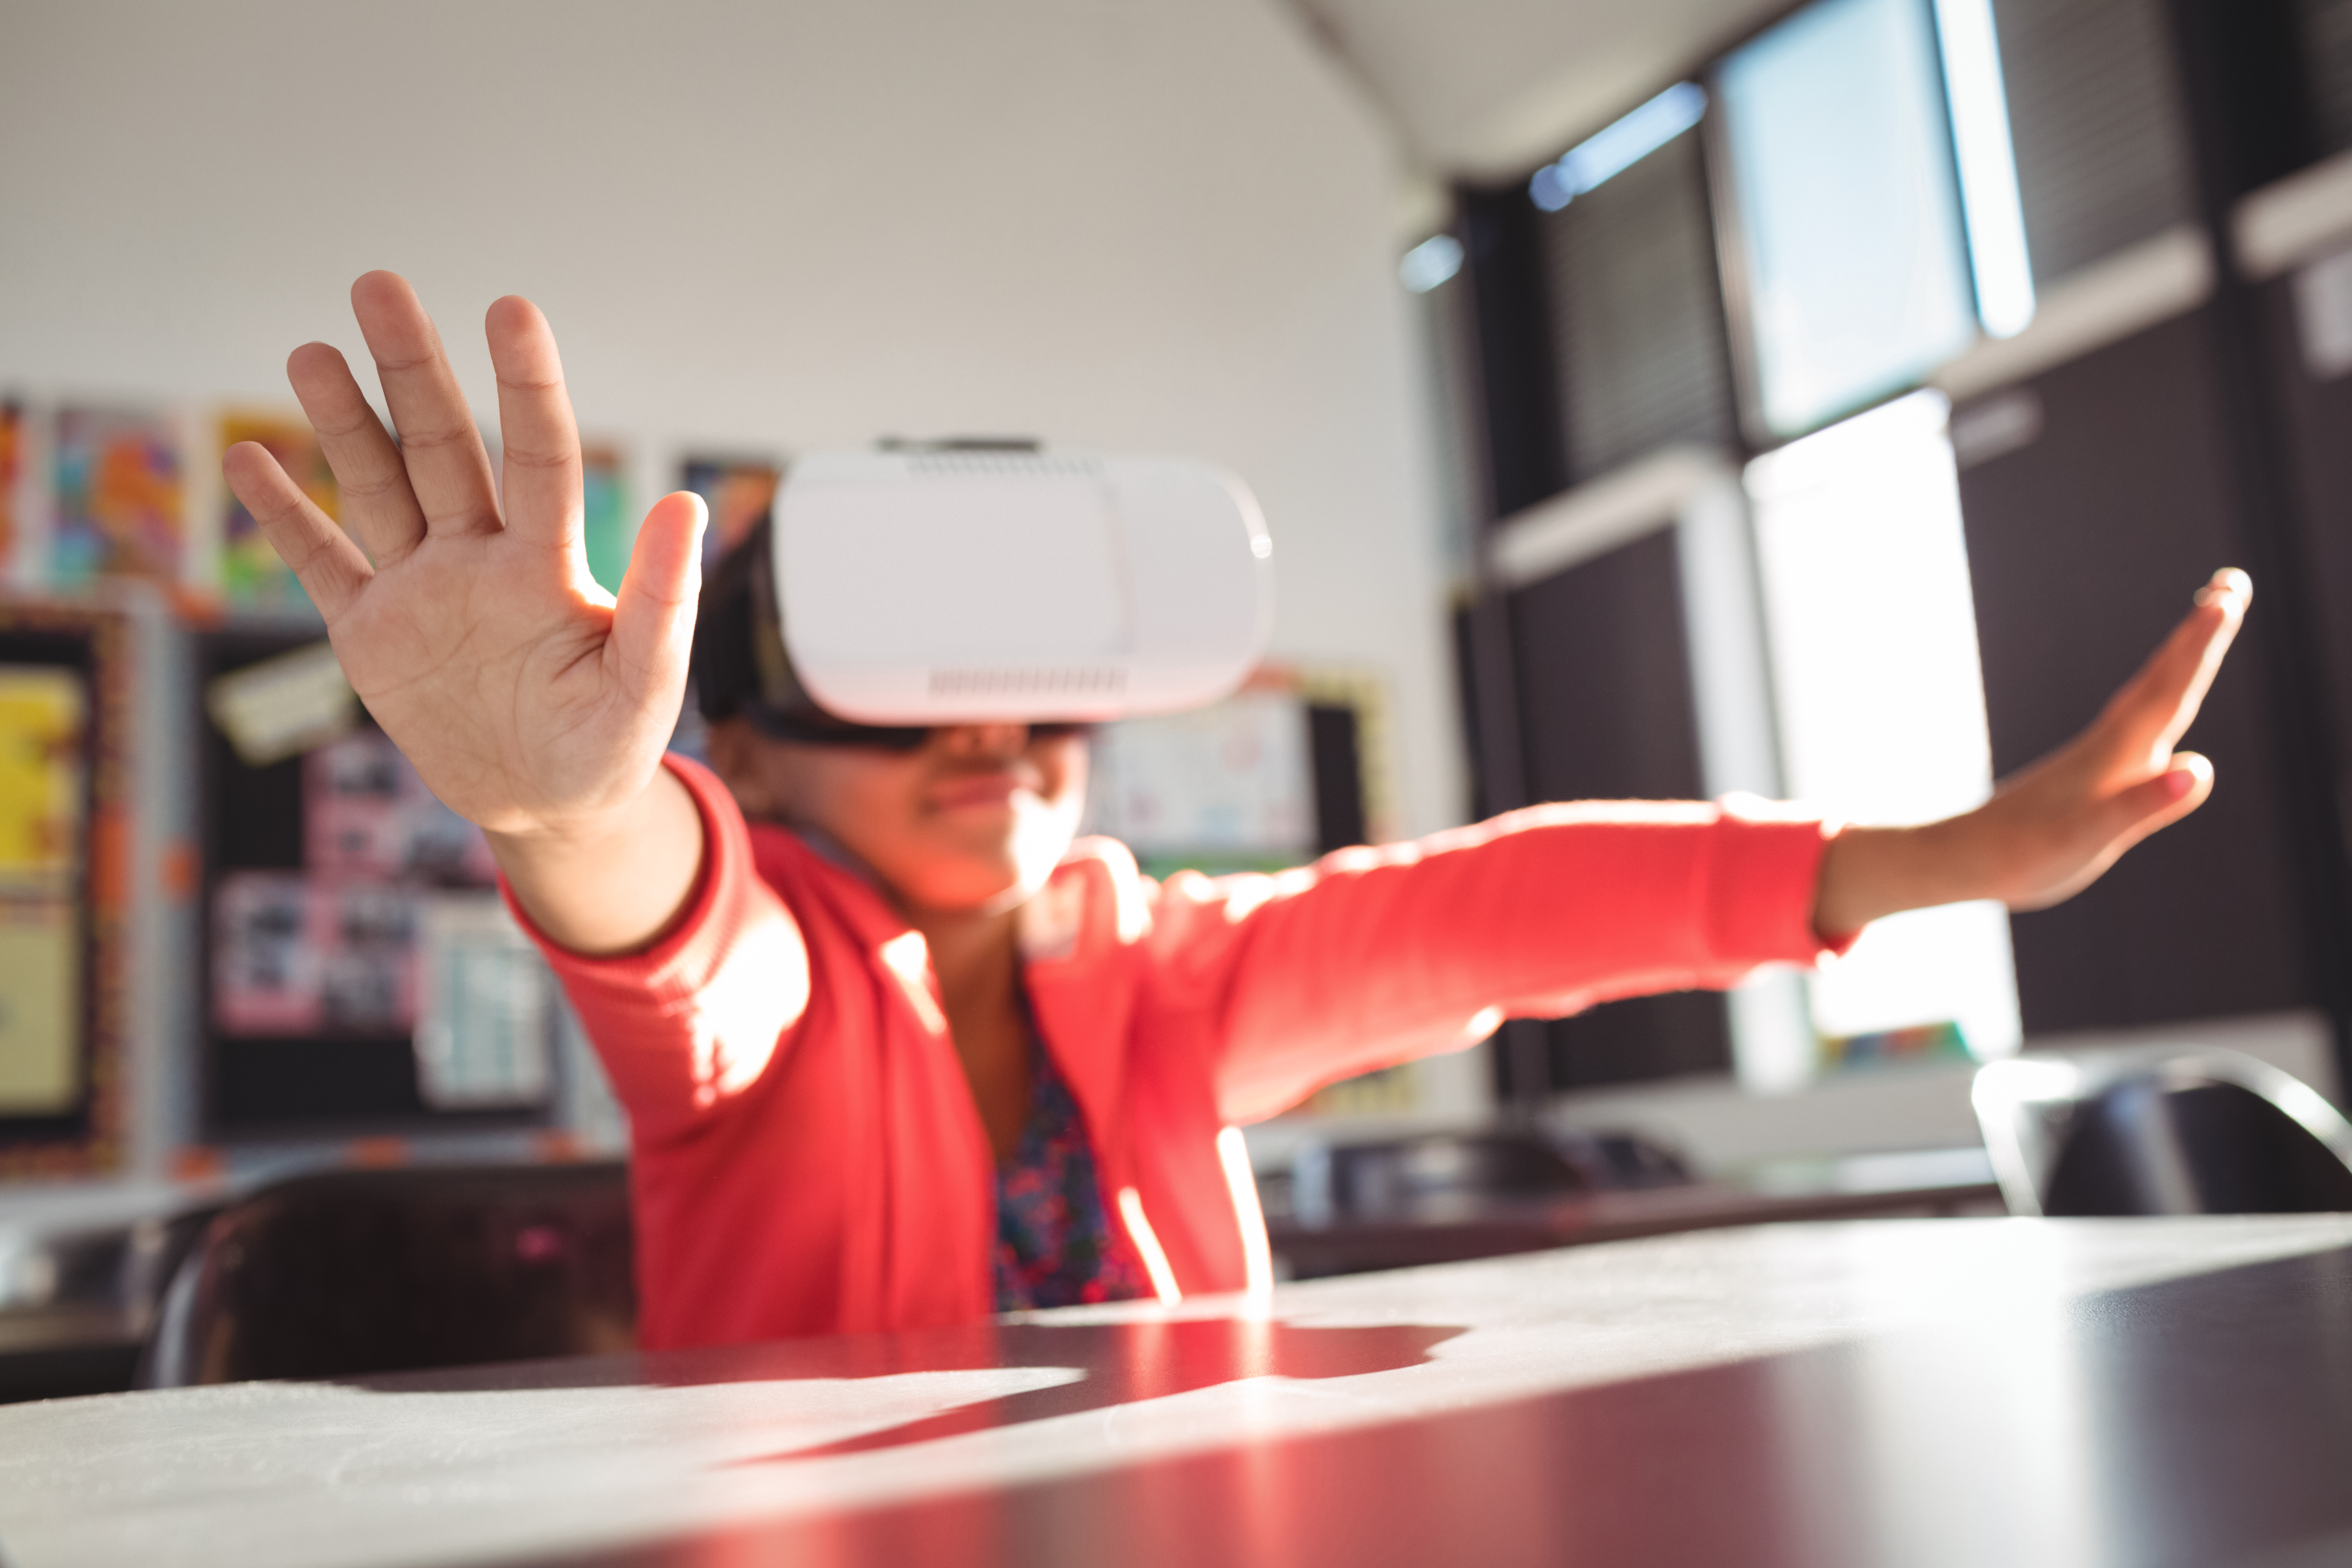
[1184,568,2249,1122]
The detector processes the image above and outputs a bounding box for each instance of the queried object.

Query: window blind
[1991,0,2197,288]
[1535,129,1734,485]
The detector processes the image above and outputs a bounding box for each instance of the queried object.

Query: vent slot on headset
[928,666,1129,696]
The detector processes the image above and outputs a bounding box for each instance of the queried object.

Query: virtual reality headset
[692,444,1273,742]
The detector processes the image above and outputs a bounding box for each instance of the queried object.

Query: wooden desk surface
[8,1216,2352,1568]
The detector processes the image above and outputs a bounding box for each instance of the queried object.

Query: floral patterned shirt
[993,1029,1153,1312]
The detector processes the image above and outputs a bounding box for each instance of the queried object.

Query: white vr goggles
[766,446,1274,726]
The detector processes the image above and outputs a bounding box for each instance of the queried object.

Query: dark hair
[690,518,931,750]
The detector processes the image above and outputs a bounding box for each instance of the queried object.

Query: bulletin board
[1081,666,1387,882]
[0,600,130,1175]
[199,629,559,1139]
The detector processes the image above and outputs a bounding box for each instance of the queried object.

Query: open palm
[222,272,704,839]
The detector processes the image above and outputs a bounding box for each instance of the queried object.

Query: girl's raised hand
[1812,568,2252,936]
[222,272,708,951]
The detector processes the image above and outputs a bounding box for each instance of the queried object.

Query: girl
[224,273,2248,1350]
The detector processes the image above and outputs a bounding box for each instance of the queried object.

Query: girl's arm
[1180,570,2249,1123]
[1168,797,1840,1124]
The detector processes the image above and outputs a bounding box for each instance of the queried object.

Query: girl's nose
[936,722,1029,758]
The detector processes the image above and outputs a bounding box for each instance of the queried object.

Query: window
[1717,0,1981,438]
[1747,391,2022,1079]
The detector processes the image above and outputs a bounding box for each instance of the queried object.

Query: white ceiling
[1286,0,1788,181]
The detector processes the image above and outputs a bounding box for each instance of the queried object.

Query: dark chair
[138,1162,636,1387]
[1972,1047,2352,1217]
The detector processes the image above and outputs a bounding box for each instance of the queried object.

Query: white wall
[0,0,1466,837]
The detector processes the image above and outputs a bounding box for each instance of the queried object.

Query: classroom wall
[0,0,1467,839]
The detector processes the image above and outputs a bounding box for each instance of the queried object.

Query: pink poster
[0,404,22,580]
[212,873,418,1036]
[304,730,496,885]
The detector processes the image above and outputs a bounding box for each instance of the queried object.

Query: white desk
[7,1216,2352,1567]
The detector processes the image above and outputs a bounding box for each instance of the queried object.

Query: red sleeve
[1140,796,1846,1125]
[501,755,810,1143]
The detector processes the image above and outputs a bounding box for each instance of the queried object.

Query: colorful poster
[581,442,631,594]
[681,457,780,567]
[304,730,496,886]
[53,406,182,584]
[0,662,85,1112]
[219,411,338,606]
[0,403,22,580]
[0,666,86,900]
[212,873,418,1037]
[1084,687,1316,873]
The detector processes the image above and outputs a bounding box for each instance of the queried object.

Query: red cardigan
[522,755,1839,1351]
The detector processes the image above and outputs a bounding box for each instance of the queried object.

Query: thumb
[2096,751,2213,850]
[610,490,708,705]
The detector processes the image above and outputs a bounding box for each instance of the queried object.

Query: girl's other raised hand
[1812,569,2252,937]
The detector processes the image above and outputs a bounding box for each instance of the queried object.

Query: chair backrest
[1972,1046,2352,1217]
[138,1162,635,1388]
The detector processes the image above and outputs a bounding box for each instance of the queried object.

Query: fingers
[608,491,709,709]
[2116,750,2211,825]
[2094,568,2251,774]
[485,295,584,553]
[286,342,427,567]
[2091,751,2214,859]
[2197,566,2254,611]
[1999,751,2216,912]
[222,442,373,620]
[349,271,501,538]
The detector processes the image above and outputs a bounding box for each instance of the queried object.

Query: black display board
[1304,705,1368,856]
[1504,528,1735,1090]
[198,629,550,1139]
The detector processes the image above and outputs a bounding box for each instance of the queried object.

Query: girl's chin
[899,854,1055,915]
[895,817,1077,911]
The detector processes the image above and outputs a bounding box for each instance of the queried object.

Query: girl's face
[708,721,1089,915]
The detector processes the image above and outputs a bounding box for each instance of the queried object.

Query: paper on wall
[582,443,631,594]
[413,894,553,1110]
[0,899,79,1115]
[206,641,359,769]
[52,405,183,584]
[212,872,418,1036]
[0,666,85,899]
[218,410,340,606]
[681,457,780,567]
[303,729,495,885]
[0,404,22,583]
[1084,688,1314,858]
